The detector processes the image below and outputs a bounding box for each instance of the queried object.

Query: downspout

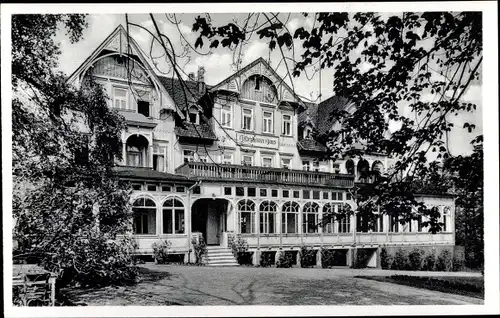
[187,179,202,263]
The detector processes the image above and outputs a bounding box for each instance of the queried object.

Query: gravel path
[66,265,484,306]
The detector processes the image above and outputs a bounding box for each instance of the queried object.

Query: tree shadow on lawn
[61,266,179,306]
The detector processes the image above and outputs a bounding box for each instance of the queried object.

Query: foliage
[229,235,252,264]
[452,252,465,272]
[259,251,276,267]
[276,251,294,268]
[446,141,484,269]
[189,12,482,233]
[422,251,437,271]
[380,248,392,269]
[391,249,409,270]
[152,239,172,264]
[12,14,135,287]
[299,246,317,268]
[191,237,207,265]
[321,248,342,268]
[352,248,372,269]
[435,249,453,272]
[408,248,425,270]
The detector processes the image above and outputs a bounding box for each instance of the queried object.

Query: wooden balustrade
[175,162,354,187]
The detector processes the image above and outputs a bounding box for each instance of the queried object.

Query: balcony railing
[175,162,354,188]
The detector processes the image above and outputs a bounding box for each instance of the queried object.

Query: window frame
[262,111,274,134]
[282,114,292,136]
[162,198,185,234]
[113,87,128,110]
[242,154,254,166]
[221,105,233,128]
[242,108,254,131]
[238,199,256,234]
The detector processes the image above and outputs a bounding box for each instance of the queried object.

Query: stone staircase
[205,246,239,267]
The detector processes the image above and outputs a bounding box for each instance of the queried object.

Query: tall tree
[12,14,137,287]
[445,137,484,269]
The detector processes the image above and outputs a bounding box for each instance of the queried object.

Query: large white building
[67,25,455,267]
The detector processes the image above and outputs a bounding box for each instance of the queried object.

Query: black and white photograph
[2,2,499,317]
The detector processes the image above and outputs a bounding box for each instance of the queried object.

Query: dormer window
[304,125,313,139]
[188,106,199,124]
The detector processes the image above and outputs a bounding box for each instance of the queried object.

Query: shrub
[260,251,275,267]
[352,249,373,269]
[191,236,207,265]
[276,251,294,268]
[436,249,453,272]
[422,251,436,271]
[392,249,409,270]
[453,252,465,272]
[408,248,425,271]
[380,248,392,269]
[299,245,317,268]
[321,248,337,268]
[229,235,253,265]
[152,239,172,264]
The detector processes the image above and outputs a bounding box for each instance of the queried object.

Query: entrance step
[205,246,239,267]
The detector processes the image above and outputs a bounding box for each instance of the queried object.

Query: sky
[54,13,482,156]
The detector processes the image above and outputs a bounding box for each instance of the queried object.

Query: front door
[206,206,220,245]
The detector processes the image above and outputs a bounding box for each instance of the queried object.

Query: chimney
[197,66,206,94]
[188,72,195,81]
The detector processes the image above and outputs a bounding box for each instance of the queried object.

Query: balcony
[175,162,354,188]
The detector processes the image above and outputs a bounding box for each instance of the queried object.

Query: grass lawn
[355,275,484,299]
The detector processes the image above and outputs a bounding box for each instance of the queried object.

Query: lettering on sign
[237,132,278,149]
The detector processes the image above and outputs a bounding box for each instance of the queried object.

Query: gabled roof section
[209,57,306,108]
[158,77,212,112]
[298,95,354,137]
[66,24,182,118]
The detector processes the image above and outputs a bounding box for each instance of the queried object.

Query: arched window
[357,159,370,182]
[259,201,277,234]
[345,159,355,175]
[238,200,256,234]
[282,202,299,234]
[126,135,149,167]
[337,204,351,233]
[303,202,319,233]
[132,197,156,235]
[163,198,185,234]
[442,206,452,232]
[323,203,336,233]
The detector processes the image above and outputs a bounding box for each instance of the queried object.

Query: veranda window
[282,202,299,234]
[238,200,256,234]
[259,201,277,234]
[303,202,319,233]
[132,198,156,235]
[162,198,185,234]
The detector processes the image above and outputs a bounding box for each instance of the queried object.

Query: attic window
[304,125,313,139]
[255,76,261,91]
[188,106,199,124]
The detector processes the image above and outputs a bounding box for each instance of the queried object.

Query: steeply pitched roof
[209,57,306,108]
[158,77,212,111]
[174,122,217,141]
[298,95,354,136]
[316,95,353,136]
